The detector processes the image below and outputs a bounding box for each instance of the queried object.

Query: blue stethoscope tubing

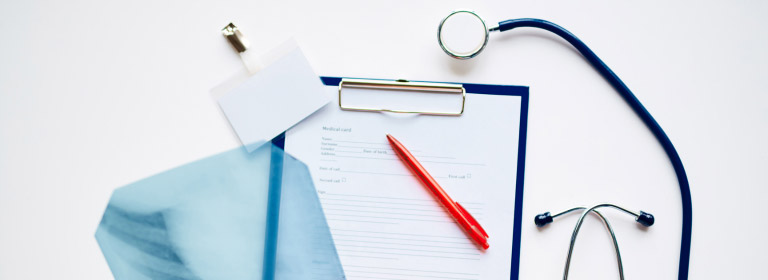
[496,19,692,279]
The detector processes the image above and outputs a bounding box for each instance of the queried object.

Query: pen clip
[456,202,488,238]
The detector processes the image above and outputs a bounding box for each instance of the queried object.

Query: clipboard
[219,24,529,277]
[270,76,530,279]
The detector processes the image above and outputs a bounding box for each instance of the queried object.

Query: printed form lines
[345,265,479,276]
[345,270,478,280]
[333,238,476,249]
[332,229,470,240]
[320,197,483,210]
[325,193,485,205]
[336,249,479,260]
[342,264,481,280]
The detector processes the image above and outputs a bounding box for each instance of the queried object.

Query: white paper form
[285,91,522,280]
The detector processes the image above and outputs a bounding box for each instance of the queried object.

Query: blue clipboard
[267,76,530,279]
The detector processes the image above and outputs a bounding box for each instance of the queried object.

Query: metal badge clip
[222,23,249,53]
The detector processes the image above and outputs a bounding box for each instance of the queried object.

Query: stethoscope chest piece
[437,11,489,59]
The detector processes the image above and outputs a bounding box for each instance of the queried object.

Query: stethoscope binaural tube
[535,205,655,280]
[438,11,692,280]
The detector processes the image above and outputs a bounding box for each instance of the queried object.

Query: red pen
[386,134,490,250]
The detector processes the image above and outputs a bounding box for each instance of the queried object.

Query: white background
[1,0,766,279]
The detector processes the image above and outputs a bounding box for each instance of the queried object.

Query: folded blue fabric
[95,143,344,280]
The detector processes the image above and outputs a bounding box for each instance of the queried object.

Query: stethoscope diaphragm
[437,11,489,59]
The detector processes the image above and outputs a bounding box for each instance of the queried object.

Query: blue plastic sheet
[95,143,344,280]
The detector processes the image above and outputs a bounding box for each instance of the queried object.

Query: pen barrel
[387,134,489,249]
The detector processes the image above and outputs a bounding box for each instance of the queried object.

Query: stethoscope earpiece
[534,212,553,227]
[535,204,654,280]
[636,211,655,227]
[536,209,655,228]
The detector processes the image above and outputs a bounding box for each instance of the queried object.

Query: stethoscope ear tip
[636,211,655,227]
[534,212,553,227]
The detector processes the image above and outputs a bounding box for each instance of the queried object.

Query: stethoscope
[534,205,653,280]
[437,11,692,280]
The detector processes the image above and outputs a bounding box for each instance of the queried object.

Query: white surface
[0,0,766,279]
[285,92,521,279]
[218,47,330,152]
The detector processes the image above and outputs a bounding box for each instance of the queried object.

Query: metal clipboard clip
[338,79,466,116]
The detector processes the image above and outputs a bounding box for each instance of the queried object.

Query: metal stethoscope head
[437,11,491,59]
